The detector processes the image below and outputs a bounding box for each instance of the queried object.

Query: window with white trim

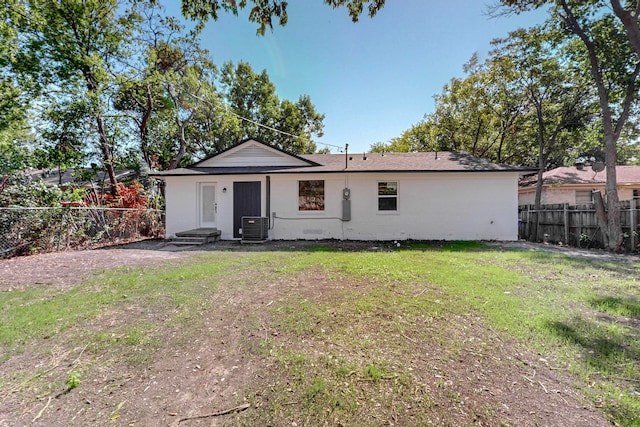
[378,181,398,211]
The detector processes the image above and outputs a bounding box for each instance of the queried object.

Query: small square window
[575,189,593,204]
[378,182,398,211]
[299,180,324,211]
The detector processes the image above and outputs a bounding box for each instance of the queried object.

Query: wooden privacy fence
[518,201,639,252]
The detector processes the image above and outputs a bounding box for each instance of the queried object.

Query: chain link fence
[0,207,165,258]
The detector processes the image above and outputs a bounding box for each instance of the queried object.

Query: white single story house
[153,138,531,242]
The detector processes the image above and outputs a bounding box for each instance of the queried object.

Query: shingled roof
[154,150,530,176]
[519,166,640,188]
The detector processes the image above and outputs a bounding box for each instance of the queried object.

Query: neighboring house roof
[153,139,532,177]
[26,168,137,186]
[519,166,640,188]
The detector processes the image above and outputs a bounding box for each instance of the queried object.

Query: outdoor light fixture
[222,187,227,193]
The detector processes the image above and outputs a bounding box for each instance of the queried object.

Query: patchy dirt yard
[0,240,622,426]
[0,239,398,292]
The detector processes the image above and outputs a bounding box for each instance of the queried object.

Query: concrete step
[172,236,208,242]
[170,228,222,245]
[175,228,221,238]
[169,240,206,246]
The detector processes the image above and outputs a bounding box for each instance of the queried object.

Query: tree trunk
[593,190,610,249]
[529,88,546,242]
[166,83,196,170]
[139,83,154,170]
[559,0,628,252]
[0,175,8,195]
[610,0,640,58]
[81,66,118,194]
[529,165,545,242]
[604,133,623,251]
[168,120,188,170]
[95,115,118,195]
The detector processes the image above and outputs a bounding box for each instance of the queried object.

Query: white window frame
[378,181,398,212]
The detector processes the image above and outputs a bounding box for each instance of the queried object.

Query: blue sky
[195,1,548,153]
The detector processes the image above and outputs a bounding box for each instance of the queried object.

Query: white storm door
[198,183,217,228]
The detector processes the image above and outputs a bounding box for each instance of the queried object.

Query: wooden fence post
[631,201,637,250]
[564,203,570,245]
[524,205,531,240]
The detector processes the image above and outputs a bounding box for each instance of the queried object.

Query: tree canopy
[179,0,386,34]
[374,31,603,168]
[497,0,640,251]
[1,0,327,190]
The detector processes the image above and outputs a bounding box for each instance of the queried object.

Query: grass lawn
[0,241,638,426]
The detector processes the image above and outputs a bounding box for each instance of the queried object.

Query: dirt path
[0,242,191,291]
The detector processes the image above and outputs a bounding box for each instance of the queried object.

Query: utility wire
[185,90,346,152]
[7,1,346,153]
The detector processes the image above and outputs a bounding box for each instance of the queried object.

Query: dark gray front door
[233,181,261,238]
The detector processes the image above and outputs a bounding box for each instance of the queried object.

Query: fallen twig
[356,374,399,382]
[414,288,429,297]
[32,396,52,423]
[523,370,537,383]
[0,365,61,404]
[110,400,127,418]
[538,380,548,393]
[402,333,418,344]
[173,402,250,425]
[69,344,90,368]
[554,390,570,405]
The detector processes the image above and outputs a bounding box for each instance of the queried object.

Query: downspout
[266,175,271,228]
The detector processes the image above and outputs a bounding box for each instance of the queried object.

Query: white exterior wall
[165,174,267,239]
[164,171,519,241]
[268,172,518,241]
[164,176,199,237]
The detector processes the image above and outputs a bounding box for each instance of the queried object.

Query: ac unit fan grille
[241,216,269,242]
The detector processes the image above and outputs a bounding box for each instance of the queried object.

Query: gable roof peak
[192,137,319,168]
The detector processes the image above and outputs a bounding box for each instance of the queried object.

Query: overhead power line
[185,90,345,152]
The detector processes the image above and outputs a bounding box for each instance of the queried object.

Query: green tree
[0,126,33,177]
[33,100,90,184]
[221,61,324,153]
[114,5,235,170]
[179,0,386,34]
[370,120,436,154]
[501,0,640,251]
[375,53,532,165]
[1,0,39,176]
[432,54,531,163]
[492,26,598,240]
[183,86,242,160]
[8,0,144,192]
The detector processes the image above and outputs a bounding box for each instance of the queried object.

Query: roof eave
[151,168,529,177]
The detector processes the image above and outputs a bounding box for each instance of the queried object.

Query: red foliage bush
[92,181,148,208]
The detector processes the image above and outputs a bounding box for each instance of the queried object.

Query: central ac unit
[241,216,269,242]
